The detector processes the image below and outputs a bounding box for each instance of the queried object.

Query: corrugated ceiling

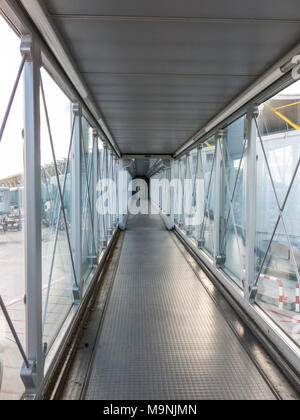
[43,0,300,154]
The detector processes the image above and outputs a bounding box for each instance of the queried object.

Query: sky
[0,14,71,180]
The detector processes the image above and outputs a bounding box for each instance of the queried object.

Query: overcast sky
[0,14,71,180]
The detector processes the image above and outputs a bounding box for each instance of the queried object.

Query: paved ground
[0,229,74,400]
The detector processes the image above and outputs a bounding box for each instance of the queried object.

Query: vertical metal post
[71,103,81,302]
[168,159,175,230]
[99,144,107,248]
[214,130,224,267]
[92,129,98,258]
[114,156,119,227]
[111,156,117,228]
[196,145,205,248]
[178,159,184,228]
[118,159,125,230]
[20,35,43,397]
[102,143,111,238]
[107,149,113,237]
[245,106,259,302]
[118,160,128,230]
[184,152,192,235]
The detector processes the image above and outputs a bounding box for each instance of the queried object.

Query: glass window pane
[0,15,25,400]
[255,80,300,347]
[189,148,199,241]
[81,117,95,285]
[40,68,74,351]
[200,136,216,257]
[220,116,247,288]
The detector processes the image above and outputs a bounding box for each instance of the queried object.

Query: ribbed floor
[84,214,275,400]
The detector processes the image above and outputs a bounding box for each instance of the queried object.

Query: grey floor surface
[84,214,276,400]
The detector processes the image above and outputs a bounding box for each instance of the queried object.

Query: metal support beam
[98,144,107,249]
[113,156,119,227]
[71,103,82,302]
[93,129,99,259]
[168,159,175,230]
[20,35,43,398]
[118,160,130,230]
[178,159,184,228]
[107,149,113,237]
[102,143,111,239]
[184,152,192,236]
[111,156,117,228]
[196,146,205,248]
[245,106,259,302]
[214,131,224,267]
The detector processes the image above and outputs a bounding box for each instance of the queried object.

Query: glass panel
[255,80,300,347]
[173,161,180,224]
[189,148,198,240]
[40,68,74,351]
[199,136,216,257]
[162,167,170,220]
[178,156,186,228]
[0,16,25,400]
[97,140,105,252]
[81,117,95,284]
[220,117,247,288]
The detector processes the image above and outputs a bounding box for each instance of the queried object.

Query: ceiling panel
[42,0,300,155]
[45,0,300,21]
[48,20,300,76]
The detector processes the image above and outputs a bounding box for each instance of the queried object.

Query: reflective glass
[0,16,25,400]
[189,148,198,240]
[255,80,300,346]
[220,117,247,288]
[199,136,216,257]
[81,117,95,283]
[40,68,74,351]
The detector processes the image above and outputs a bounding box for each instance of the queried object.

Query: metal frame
[98,144,108,248]
[184,151,192,236]
[93,129,99,258]
[245,107,259,301]
[168,159,175,230]
[213,131,223,266]
[198,140,216,254]
[195,145,204,247]
[71,103,82,301]
[21,34,43,397]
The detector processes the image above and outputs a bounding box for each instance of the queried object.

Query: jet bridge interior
[0,0,300,401]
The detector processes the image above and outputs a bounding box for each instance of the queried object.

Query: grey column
[71,103,82,301]
[107,148,113,237]
[168,159,175,230]
[99,144,107,249]
[245,106,258,302]
[214,131,224,267]
[92,129,98,258]
[20,35,43,398]
[196,145,205,248]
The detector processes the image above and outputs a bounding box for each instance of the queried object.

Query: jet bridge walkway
[62,212,283,401]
